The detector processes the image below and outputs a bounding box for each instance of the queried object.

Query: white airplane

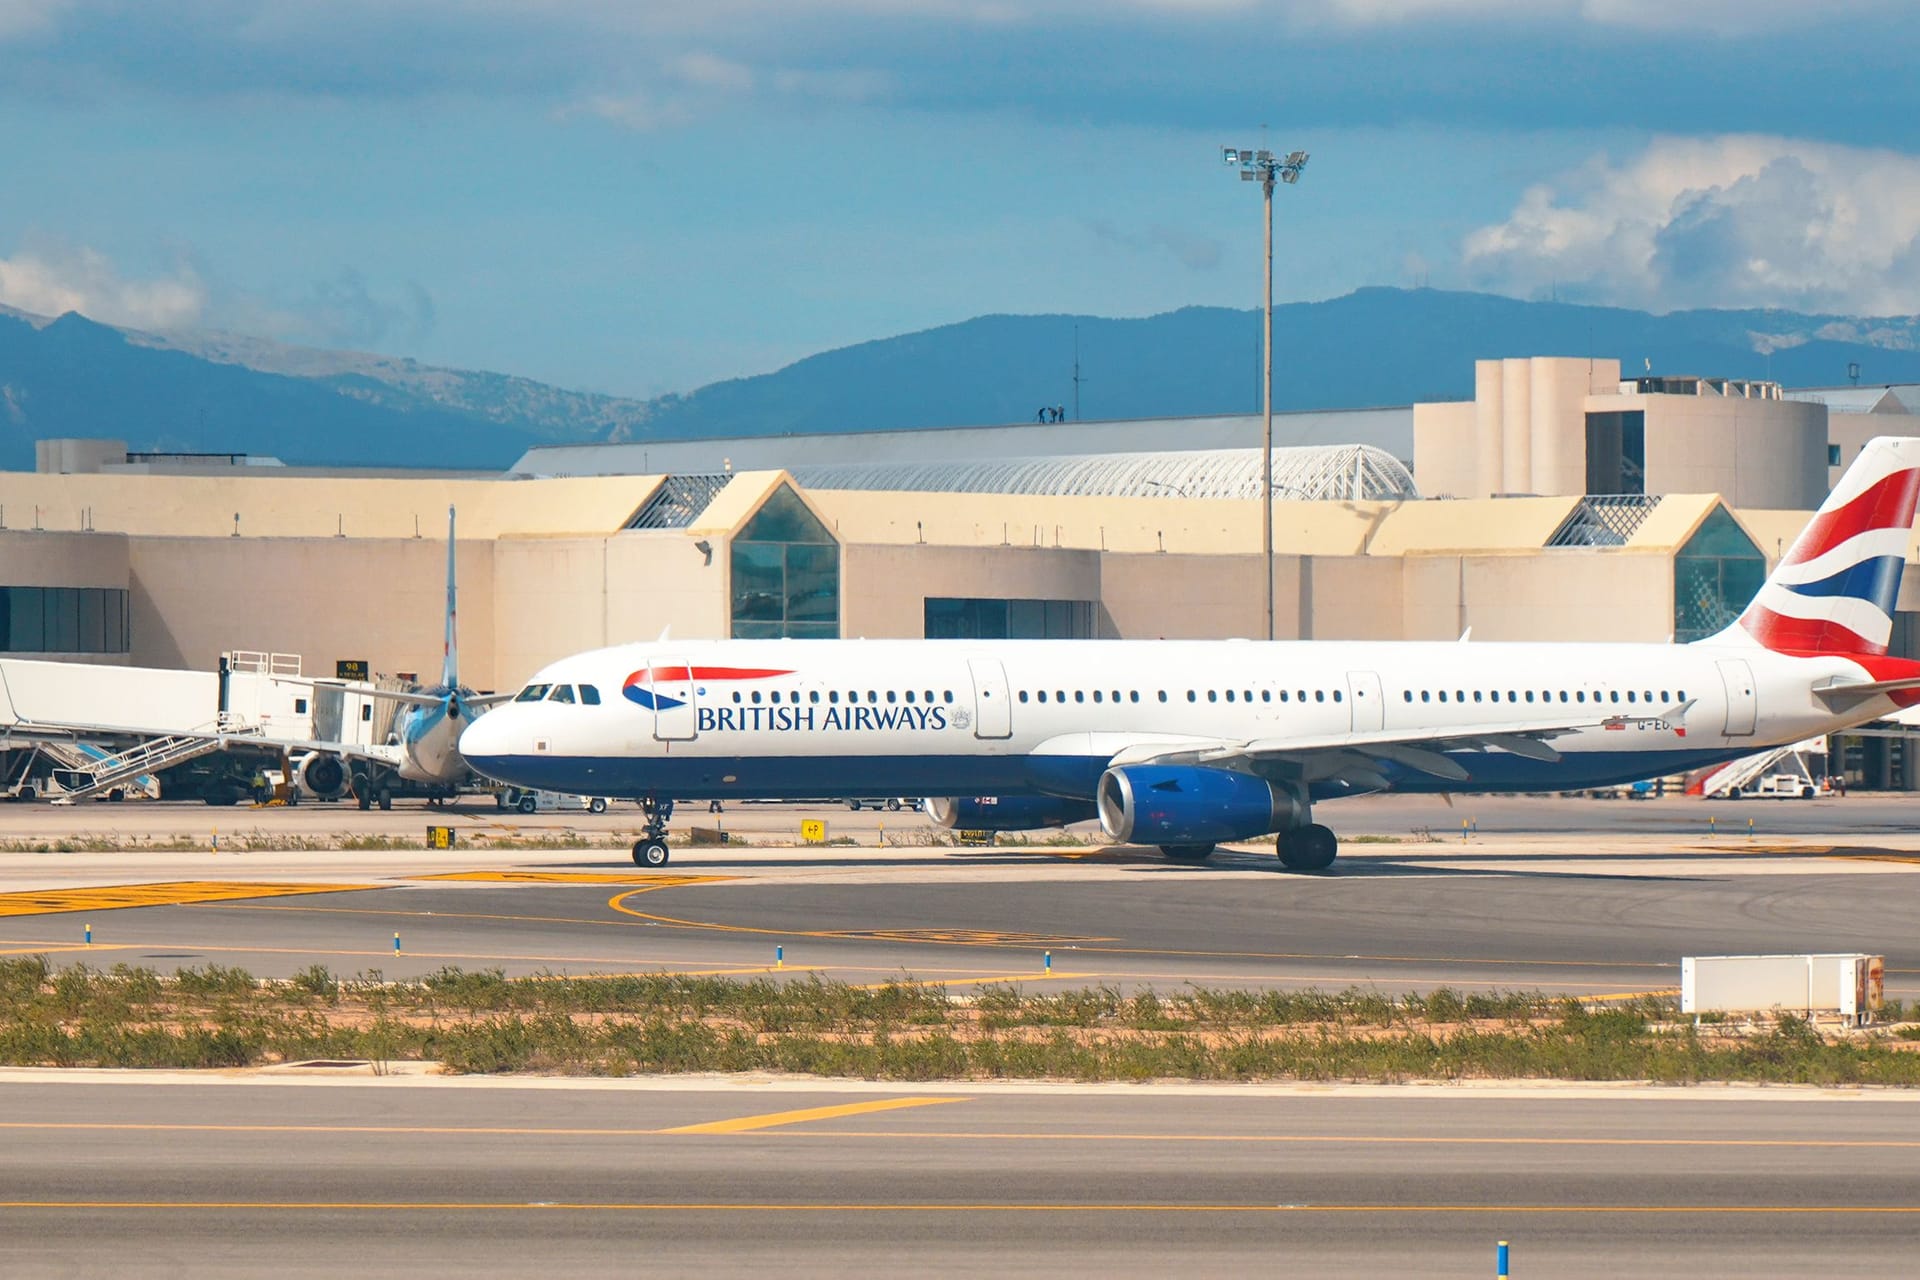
[460,436,1920,870]
[290,507,511,805]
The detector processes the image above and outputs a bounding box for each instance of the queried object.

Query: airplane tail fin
[442,505,459,689]
[1708,436,1920,657]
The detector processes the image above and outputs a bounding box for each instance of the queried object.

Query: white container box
[1681,953,1884,1024]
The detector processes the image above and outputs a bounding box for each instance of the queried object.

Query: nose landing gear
[632,797,674,867]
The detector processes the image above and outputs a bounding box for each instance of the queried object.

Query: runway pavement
[2,1074,1917,1277]
[0,795,1917,998]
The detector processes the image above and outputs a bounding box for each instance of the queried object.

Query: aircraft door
[649,661,699,741]
[1715,658,1756,737]
[311,683,345,742]
[966,657,1013,739]
[1346,670,1384,733]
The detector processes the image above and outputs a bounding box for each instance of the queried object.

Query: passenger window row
[1012,688,1346,705]
[1401,687,1685,705]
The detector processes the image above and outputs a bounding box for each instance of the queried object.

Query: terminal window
[729,484,840,640]
[1673,507,1765,643]
[923,597,1097,640]
[0,587,129,654]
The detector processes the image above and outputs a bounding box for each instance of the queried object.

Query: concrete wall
[1297,555,1404,640]
[1413,400,1477,498]
[1099,553,1267,639]
[488,533,727,686]
[842,545,1102,639]
[1640,395,1828,509]
[0,530,129,589]
[127,536,498,688]
[1399,551,1671,643]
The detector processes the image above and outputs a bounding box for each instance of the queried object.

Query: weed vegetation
[2,956,1915,1083]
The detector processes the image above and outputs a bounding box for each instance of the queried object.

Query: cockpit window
[548,685,576,704]
[515,684,551,703]
[579,685,601,705]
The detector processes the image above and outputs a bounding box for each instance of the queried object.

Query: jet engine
[294,751,351,801]
[1096,765,1303,845]
[923,796,1098,832]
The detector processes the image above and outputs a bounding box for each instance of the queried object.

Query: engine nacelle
[294,752,351,801]
[923,795,1098,832]
[1097,765,1303,845]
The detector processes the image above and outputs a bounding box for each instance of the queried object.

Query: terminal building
[8,355,1920,787]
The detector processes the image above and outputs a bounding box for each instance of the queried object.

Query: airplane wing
[270,676,511,710]
[1057,702,1692,787]
[267,677,448,708]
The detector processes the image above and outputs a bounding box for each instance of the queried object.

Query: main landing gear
[1158,844,1216,862]
[1276,823,1338,872]
[632,797,673,868]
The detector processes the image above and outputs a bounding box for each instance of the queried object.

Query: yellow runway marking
[0,944,133,956]
[1,1201,1915,1215]
[1576,987,1679,1003]
[661,1097,967,1135]
[0,882,379,918]
[603,889,1680,972]
[416,872,733,887]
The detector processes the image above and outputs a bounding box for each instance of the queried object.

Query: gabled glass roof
[788,445,1418,502]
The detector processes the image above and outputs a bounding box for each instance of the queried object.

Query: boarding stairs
[1695,738,1825,798]
[52,732,238,803]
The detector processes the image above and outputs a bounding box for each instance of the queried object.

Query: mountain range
[3,288,1919,471]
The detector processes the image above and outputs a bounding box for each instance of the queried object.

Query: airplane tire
[633,839,671,868]
[1159,844,1215,862]
[378,790,393,811]
[357,792,371,811]
[1277,824,1338,872]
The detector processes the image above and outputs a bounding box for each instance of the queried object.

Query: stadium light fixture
[1220,143,1308,641]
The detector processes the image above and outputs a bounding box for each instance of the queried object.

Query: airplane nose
[458,714,511,773]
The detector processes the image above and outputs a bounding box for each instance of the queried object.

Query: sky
[1,0,1918,399]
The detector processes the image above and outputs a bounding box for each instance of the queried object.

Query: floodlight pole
[1221,146,1306,642]
[1261,166,1274,643]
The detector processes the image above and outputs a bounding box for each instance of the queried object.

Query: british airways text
[696,704,950,733]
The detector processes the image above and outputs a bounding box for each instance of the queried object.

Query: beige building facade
[6,353,1919,786]
[1415,357,1829,509]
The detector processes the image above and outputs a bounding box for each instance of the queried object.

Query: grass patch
[1,956,1917,1084]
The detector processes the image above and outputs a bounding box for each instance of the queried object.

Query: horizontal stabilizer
[1813,676,1920,707]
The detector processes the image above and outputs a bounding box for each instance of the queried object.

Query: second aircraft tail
[1710,436,1920,657]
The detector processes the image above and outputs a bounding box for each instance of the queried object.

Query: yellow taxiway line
[3,1118,1916,1151]
[662,1097,966,1135]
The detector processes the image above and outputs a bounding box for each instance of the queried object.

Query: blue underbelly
[466,746,1747,802]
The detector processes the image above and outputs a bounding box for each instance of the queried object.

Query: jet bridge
[0,652,314,801]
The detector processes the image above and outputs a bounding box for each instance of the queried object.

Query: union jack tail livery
[1720,435,1920,656]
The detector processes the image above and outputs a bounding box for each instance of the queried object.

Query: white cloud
[0,0,68,40]
[0,243,207,330]
[1459,135,1920,315]
[563,46,895,132]
[1287,0,1885,34]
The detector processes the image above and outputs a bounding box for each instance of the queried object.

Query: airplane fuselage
[460,637,1892,802]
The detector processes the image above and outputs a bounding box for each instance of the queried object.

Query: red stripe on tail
[1781,469,1920,566]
